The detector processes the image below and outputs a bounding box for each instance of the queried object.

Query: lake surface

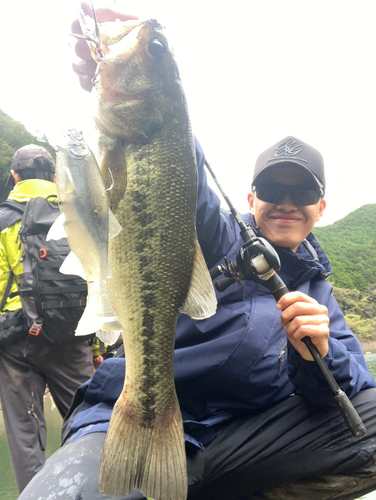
[1,355,376,499]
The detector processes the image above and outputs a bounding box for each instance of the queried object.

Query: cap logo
[271,140,306,162]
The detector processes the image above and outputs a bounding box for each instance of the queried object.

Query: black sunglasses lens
[290,189,320,206]
[255,185,284,204]
[256,184,321,206]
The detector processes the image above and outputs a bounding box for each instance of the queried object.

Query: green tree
[0,110,55,203]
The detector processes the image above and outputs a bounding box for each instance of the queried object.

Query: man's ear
[247,192,254,213]
[317,198,326,222]
[11,170,22,184]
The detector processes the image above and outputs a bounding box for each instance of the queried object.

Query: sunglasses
[254,182,323,206]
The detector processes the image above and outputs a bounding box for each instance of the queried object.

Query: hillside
[313,205,376,341]
[0,109,55,202]
[313,204,376,291]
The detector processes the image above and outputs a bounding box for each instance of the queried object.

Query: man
[0,145,94,493]
[18,129,376,500]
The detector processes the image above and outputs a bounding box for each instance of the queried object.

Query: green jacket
[0,179,57,314]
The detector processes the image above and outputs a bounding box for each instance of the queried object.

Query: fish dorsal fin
[60,251,86,280]
[109,209,122,239]
[46,212,66,241]
[179,239,217,320]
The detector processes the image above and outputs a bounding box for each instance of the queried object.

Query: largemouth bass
[79,10,217,500]
[47,129,122,345]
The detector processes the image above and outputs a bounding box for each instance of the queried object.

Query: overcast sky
[1,0,375,226]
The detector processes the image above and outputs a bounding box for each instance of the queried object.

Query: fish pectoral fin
[59,251,86,280]
[108,209,122,238]
[178,239,217,320]
[46,213,66,241]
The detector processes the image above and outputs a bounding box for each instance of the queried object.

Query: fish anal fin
[99,395,187,500]
[179,239,217,320]
[46,213,66,241]
[60,251,86,280]
[109,209,122,239]
[76,292,123,342]
[95,329,121,346]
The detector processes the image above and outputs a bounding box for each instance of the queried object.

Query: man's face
[248,165,326,252]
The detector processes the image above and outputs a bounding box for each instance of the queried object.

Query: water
[1,356,376,499]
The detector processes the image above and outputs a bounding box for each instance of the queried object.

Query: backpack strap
[0,200,25,214]
[0,270,15,313]
[0,201,25,310]
[0,200,25,233]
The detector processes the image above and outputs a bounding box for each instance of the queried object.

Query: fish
[47,128,123,345]
[78,9,217,500]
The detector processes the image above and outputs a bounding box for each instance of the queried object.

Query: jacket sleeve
[0,231,10,308]
[194,138,238,268]
[287,289,376,408]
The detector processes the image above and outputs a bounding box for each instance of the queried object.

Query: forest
[0,109,55,202]
[1,108,376,342]
[313,205,376,342]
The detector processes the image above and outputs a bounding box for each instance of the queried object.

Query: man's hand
[71,1,138,92]
[93,355,104,370]
[277,291,330,361]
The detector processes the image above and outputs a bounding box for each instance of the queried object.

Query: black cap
[252,136,325,193]
[6,145,55,186]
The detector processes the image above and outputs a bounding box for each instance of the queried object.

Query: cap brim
[254,160,324,191]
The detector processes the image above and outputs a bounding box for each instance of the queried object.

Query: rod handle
[215,277,236,292]
[333,390,367,438]
[210,265,224,280]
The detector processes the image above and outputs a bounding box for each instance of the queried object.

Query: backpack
[0,197,92,346]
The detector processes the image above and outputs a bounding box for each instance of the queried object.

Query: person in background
[0,145,94,494]
[18,5,376,500]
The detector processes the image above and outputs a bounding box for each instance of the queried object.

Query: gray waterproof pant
[19,389,376,500]
[0,334,94,493]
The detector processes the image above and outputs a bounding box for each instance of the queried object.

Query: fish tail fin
[99,394,187,500]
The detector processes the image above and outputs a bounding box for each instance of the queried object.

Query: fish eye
[146,39,166,60]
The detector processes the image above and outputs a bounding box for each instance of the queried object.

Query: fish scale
[102,129,196,499]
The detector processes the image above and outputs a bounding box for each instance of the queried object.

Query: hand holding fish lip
[71,1,139,92]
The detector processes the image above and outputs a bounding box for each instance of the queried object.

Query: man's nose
[276,194,298,210]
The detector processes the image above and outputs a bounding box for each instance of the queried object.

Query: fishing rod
[204,159,367,439]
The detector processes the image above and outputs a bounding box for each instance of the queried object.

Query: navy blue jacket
[63,139,376,449]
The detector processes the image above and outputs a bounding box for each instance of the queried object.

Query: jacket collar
[8,179,57,204]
